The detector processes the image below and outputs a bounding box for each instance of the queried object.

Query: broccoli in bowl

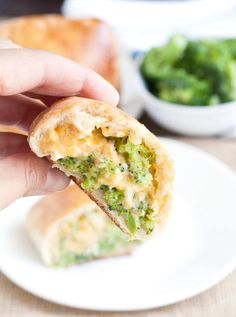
[141,35,236,106]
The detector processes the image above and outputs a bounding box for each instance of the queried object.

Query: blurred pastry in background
[26,185,138,267]
[0,14,119,90]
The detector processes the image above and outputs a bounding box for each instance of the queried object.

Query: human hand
[0,40,119,209]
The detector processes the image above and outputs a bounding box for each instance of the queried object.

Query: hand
[0,41,119,209]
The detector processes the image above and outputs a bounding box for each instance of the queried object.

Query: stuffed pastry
[27,185,136,267]
[28,97,174,239]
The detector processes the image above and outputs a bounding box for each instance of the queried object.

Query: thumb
[0,152,70,210]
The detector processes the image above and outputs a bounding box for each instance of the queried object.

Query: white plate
[0,138,236,311]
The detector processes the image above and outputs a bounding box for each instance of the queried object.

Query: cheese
[52,208,108,258]
[40,125,123,163]
[41,125,158,214]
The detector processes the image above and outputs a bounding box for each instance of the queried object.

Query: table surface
[1,112,236,317]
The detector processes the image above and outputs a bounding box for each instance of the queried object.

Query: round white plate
[0,138,236,311]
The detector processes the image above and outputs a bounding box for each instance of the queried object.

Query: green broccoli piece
[127,212,137,234]
[141,34,188,95]
[101,185,157,235]
[223,38,236,59]
[116,137,154,185]
[101,186,139,234]
[141,34,187,80]
[57,155,117,190]
[101,186,125,213]
[178,39,236,102]
[157,69,212,105]
[57,156,82,173]
[217,60,236,102]
[141,35,236,106]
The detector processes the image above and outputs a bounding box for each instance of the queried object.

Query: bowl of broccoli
[139,35,236,136]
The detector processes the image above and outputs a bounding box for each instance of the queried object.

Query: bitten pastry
[28,97,174,239]
[27,185,136,267]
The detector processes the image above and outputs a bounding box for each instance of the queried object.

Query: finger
[0,94,46,132]
[0,152,70,210]
[0,49,119,106]
[0,133,30,159]
[23,92,59,106]
[0,125,26,135]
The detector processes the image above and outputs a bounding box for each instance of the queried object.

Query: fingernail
[109,88,120,107]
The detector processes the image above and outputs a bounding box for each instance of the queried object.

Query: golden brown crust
[0,15,119,89]
[28,96,174,239]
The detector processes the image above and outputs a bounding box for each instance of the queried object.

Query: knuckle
[23,156,47,195]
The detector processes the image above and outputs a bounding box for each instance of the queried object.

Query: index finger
[0,48,119,106]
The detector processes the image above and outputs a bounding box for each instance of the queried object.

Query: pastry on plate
[28,97,174,239]
[27,185,137,267]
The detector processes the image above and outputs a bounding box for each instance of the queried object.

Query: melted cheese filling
[51,207,131,266]
[51,207,108,263]
[40,125,158,229]
[40,124,123,164]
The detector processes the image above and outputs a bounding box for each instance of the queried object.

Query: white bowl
[63,0,236,50]
[138,73,236,136]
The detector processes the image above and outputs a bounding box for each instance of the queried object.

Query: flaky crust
[28,97,174,238]
[0,15,119,89]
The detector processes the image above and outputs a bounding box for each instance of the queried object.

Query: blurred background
[1,1,236,316]
[2,0,236,136]
[3,0,236,49]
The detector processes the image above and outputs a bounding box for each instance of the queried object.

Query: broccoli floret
[141,35,236,106]
[57,156,82,173]
[116,137,154,185]
[178,39,236,103]
[57,137,157,235]
[101,185,156,235]
[223,38,236,59]
[218,60,236,102]
[141,34,187,80]
[139,215,155,235]
[137,202,155,234]
[157,69,212,105]
[58,136,155,187]
[101,186,125,213]
[57,155,117,190]
[101,186,139,234]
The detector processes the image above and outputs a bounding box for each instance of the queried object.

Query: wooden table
[0,112,236,317]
